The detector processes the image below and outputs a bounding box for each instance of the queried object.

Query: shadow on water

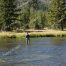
[0,38,18,51]
[0,37,66,66]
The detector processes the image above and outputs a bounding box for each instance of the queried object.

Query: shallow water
[0,37,66,66]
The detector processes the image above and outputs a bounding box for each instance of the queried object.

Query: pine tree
[0,0,5,30]
[4,0,20,31]
[48,0,65,30]
[30,0,39,10]
[20,2,30,29]
[58,0,66,30]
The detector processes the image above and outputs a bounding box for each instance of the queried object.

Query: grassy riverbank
[0,30,66,38]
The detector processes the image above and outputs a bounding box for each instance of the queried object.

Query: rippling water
[0,37,66,66]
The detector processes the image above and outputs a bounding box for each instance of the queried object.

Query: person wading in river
[26,32,30,44]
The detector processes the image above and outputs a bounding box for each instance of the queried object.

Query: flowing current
[0,37,66,66]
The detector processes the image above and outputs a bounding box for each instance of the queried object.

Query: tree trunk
[60,21,64,31]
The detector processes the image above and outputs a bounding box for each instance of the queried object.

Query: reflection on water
[0,37,66,66]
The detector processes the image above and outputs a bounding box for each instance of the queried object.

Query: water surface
[0,37,66,66]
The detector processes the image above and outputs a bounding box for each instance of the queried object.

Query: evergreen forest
[0,0,66,31]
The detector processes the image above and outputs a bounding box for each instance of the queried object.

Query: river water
[0,37,66,66]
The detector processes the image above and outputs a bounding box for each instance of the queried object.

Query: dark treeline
[0,0,66,31]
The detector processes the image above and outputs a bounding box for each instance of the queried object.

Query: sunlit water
[0,37,66,66]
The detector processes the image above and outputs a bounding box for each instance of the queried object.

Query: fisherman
[26,32,30,44]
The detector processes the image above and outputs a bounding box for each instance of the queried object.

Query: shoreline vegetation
[0,29,66,38]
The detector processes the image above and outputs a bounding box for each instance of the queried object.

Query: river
[0,37,66,66]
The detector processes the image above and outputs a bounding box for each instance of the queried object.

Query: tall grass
[30,32,66,37]
[0,30,66,38]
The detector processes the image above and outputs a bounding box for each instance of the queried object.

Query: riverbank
[0,30,66,38]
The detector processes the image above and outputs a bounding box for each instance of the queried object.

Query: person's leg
[26,38,28,44]
[26,38,29,44]
[26,38,30,44]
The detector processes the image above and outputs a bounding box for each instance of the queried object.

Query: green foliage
[47,0,60,28]
[0,0,21,31]
[20,4,30,29]
[34,11,47,29]
[20,0,48,30]
[1,0,66,31]
[30,0,39,10]
[29,11,47,29]
[0,0,5,30]
[47,0,66,30]
[4,0,20,31]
